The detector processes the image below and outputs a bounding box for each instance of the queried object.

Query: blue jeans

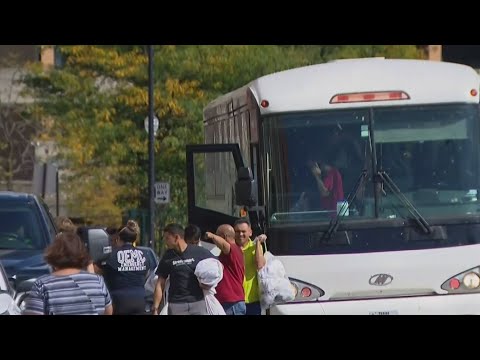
[222,301,246,315]
[246,301,261,315]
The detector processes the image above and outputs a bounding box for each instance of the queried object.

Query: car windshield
[0,264,8,291]
[264,104,480,224]
[0,204,47,250]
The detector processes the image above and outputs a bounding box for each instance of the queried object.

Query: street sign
[154,182,170,204]
[144,115,159,136]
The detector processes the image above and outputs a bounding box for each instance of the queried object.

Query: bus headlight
[463,272,480,289]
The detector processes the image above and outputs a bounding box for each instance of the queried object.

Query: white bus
[186,57,480,314]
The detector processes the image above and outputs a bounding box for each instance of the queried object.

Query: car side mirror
[16,278,36,294]
[8,277,15,290]
[235,167,257,207]
[78,227,112,263]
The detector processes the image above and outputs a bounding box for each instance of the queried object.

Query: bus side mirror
[235,167,257,206]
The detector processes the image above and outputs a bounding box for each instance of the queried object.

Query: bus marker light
[330,91,410,104]
[449,278,460,290]
[301,287,312,297]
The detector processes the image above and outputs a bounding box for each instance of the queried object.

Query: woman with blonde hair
[55,216,77,233]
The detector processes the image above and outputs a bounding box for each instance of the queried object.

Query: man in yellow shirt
[233,218,266,315]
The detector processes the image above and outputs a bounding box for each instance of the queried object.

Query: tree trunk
[6,174,12,191]
[7,156,13,191]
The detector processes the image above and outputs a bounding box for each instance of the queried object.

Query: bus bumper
[269,293,480,315]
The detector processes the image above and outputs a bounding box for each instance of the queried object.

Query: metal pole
[41,162,47,199]
[148,45,155,249]
[56,168,59,216]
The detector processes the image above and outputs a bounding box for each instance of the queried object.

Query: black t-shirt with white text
[156,245,214,303]
[102,244,153,299]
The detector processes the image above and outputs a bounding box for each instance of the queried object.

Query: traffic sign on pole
[154,182,170,204]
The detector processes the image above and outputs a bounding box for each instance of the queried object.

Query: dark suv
[0,192,56,305]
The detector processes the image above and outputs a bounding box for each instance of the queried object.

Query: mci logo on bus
[369,274,393,286]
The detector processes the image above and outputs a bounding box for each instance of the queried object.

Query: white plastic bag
[159,277,170,315]
[195,258,226,315]
[145,266,158,295]
[257,251,296,310]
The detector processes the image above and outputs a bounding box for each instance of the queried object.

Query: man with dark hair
[152,223,214,315]
[185,224,202,246]
[233,218,266,315]
[308,157,344,212]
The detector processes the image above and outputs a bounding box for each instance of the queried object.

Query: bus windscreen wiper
[322,170,368,240]
[377,171,432,234]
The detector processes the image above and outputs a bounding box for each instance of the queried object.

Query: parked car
[0,261,21,315]
[0,192,56,309]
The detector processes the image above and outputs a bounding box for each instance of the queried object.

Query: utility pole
[148,45,155,249]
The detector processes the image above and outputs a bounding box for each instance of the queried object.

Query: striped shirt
[23,271,112,315]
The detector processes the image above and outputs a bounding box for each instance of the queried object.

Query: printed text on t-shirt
[172,258,195,266]
[117,249,147,271]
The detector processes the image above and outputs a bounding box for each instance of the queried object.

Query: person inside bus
[309,157,345,211]
[292,155,344,213]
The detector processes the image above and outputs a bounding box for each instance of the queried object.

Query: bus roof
[247,58,480,114]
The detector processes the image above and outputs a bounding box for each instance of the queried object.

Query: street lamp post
[147,45,155,249]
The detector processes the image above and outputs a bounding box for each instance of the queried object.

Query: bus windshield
[264,104,480,224]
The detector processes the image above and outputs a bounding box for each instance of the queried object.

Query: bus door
[186,144,246,235]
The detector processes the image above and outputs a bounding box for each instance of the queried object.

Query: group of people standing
[22,216,266,315]
[152,218,266,315]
